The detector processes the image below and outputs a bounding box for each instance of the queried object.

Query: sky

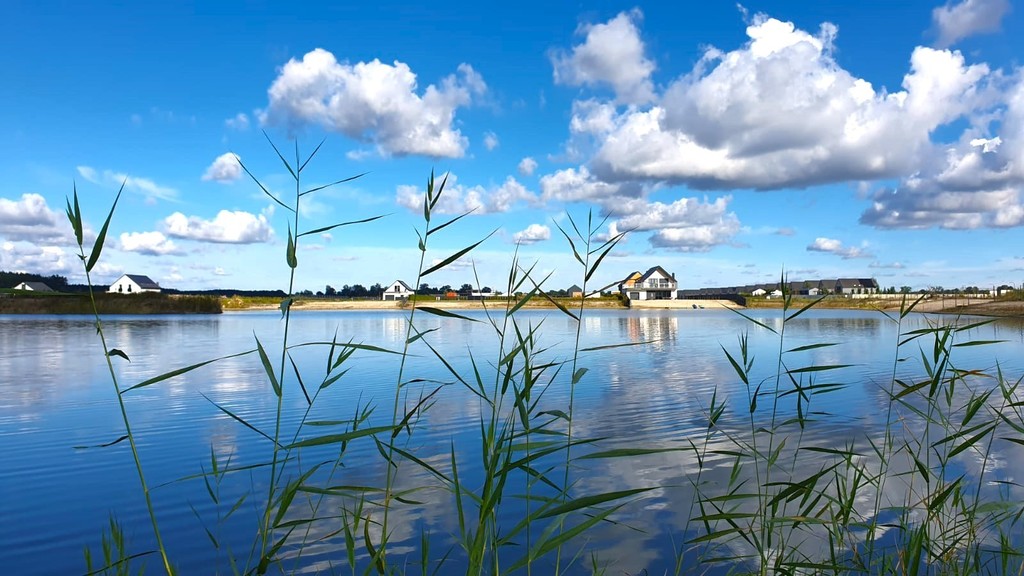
[3,0,1024,294]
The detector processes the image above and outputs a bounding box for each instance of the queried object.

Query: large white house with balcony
[619,266,677,301]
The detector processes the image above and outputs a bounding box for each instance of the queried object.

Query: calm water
[3,308,1024,574]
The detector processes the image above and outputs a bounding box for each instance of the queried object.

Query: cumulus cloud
[933,0,1011,47]
[807,237,872,259]
[587,16,988,190]
[202,153,242,183]
[260,49,486,158]
[861,76,1024,230]
[483,131,499,151]
[164,210,274,244]
[539,166,641,203]
[0,241,76,275]
[396,174,536,215]
[77,166,179,202]
[225,112,250,130]
[518,157,538,176]
[512,223,551,244]
[0,193,86,244]
[613,196,741,251]
[119,231,182,256]
[551,9,655,104]
[569,98,621,135]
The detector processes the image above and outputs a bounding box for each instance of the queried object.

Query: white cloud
[539,166,643,203]
[119,231,182,256]
[588,16,989,190]
[933,0,1011,47]
[518,157,538,177]
[225,112,250,130]
[0,193,84,244]
[807,237,872,259]
[512,223,551,244]
[614,196,742,251]
[260,48,486,158]
[0,241,76,275]
[483,131,499,151]
[202,152,242,183]
[551,9,655,104]
[77,166,179,202]
[870,261,906,269]
[569,98,620,135]
[861,76,1024,230]
[396,174,536,215]
[164,210,274,244]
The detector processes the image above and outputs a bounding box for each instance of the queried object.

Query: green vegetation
[0,292,221,314]
[73,142,1024,575]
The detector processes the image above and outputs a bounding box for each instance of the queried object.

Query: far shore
[224,295,1024,318]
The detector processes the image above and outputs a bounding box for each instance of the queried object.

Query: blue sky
[3,0,1023,293]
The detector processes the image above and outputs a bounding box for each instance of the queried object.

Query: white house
[382,280,415,301]
[109,274,161,294]
[13,281,54,292]
[750,288,767,297]
[619,266,677,301]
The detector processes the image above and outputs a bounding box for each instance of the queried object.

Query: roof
[124,274,160,289]
[389,280,415,292]
[16,281,54,291]
[566,284,583,293]
[836,278,873,288]
[638,266,675,282]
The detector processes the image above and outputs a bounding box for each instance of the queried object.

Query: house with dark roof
[566,284,583,298]
[833,278,878,295]
[619,266,677,301]
[382,280,415,301]
[13,281,54,292]
[108,274,161,294]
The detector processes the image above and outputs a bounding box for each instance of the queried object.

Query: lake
[3,308,1024,574]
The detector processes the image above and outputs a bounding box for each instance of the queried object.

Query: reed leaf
[86,181,124,273]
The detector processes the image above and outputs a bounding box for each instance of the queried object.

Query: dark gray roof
[124,274,160,289]
[638,266,675,282]
[566,284,583,293]
[389,280,415,292]
[17,281,54,291]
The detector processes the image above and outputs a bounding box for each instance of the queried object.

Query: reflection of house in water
[620,315,678,347]
[380,314,408,342]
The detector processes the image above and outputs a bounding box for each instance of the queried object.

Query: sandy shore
[227,298,627,312]
[225,295,1024,318]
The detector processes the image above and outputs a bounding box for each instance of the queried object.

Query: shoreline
[224,296,1024,318]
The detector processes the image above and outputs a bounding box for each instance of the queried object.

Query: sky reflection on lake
[2,309,1024,574]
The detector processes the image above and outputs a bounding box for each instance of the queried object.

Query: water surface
[2,308,1024,574]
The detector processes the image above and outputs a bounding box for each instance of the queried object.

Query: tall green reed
[684,285,1024,575]
[68,182,176,575]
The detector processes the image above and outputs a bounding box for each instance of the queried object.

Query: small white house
[109,274,161,294]
[750,288,767,297]
[382,280,415,301]
[13,281,54,292]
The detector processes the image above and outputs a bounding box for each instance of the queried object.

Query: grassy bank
[746,294,1024,317]
[0,292,221,314]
